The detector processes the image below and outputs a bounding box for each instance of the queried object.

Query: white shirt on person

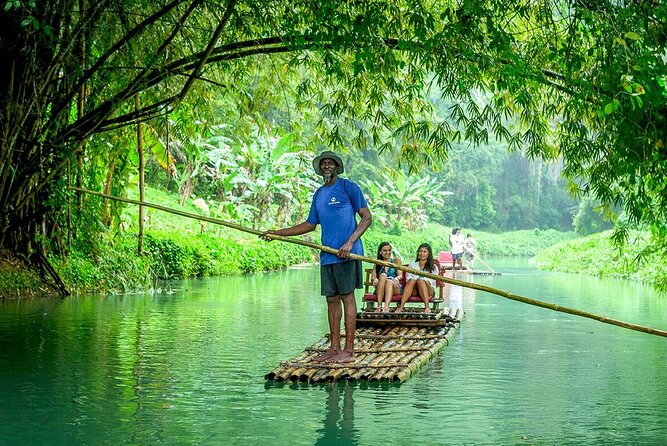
[450,233,465,255]
[405,261,439,288]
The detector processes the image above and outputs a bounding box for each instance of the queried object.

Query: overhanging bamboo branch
[70,186,667,339]
[70,34,580,142]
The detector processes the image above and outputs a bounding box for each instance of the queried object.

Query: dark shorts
[452,253,463,260]
[321,260,363,297]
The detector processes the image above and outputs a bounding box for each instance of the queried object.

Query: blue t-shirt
[307,178,367,265]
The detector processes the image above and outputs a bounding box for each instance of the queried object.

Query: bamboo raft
[461,270,502,276]
[265,307,462,384]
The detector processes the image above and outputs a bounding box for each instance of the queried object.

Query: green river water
[0,258,665,445]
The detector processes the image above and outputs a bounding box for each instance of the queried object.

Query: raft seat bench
[362,260,445,312]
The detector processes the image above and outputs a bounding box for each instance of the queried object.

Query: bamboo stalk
[70,187,667,339]
[275,368,294,382]
[396,347,437,382]
[394,352,421,382]
[283,362,412,370]
[299,368,319,382]
[338,333,444,340]
[476,255,496,274]
[394,337,441,380]
[307,346,431,353]
[369,351,390,367]
[330,367,352,381]
[135,94,145,255]
[373,356,403,381]
[264,368,281,380]
[310,369,331,383]
[289,368,307,380]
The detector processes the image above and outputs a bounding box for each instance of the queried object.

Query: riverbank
[44,224,663,297]
[0,251,52,299]
[534,229,665,290]
[0,224,576,298]
[6,224,661,298]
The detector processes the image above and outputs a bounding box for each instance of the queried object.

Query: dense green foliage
[572,196,615,236]
[2,0,667,292]
[345,144,575,232]
[52,230,314,294]
[534,231,667,288]
[50,186,315,294]
[0,253,48,299]
[364,224,577,262]
[52,236,154,294]
[475,229,579,257]
[46,178,576,294]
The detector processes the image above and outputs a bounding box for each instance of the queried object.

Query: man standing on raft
[261,150,372,362]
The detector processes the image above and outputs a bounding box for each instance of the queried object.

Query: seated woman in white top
[396,243,439,314]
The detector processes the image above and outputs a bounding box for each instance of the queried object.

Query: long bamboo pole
[69,187,667,339]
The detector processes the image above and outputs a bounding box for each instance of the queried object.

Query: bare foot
[424,307,431,314]
[374,306,383,313]
[396,306,404,313]
[312,348,339,362]
[382,307,390,313]
[328,351,355,363]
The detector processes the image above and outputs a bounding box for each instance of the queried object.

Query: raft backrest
[439,251,453,265]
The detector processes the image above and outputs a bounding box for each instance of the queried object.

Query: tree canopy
[1,0,666,288]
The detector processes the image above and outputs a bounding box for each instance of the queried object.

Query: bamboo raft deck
[265,307,462,384]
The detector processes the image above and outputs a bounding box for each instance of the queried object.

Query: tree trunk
[136,94,145,255]
[101,163,116,227]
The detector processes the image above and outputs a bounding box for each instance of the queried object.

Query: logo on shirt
[329,196,341,205]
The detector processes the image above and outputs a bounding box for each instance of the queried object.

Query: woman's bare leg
[396,279,416,312]
[383,279,400,312]
[381,282,392,311]
[375,273,388,312]
[416,279,433,313]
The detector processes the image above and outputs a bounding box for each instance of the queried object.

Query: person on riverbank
[372,241,403,313]
[464,233,477,272]
[396,243,439,314]
[261,150,372,363]
[449,227,464,270]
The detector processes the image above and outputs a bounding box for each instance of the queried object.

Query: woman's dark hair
[376,241,392,275]
[414,242,434,272]
[451,227,460,235]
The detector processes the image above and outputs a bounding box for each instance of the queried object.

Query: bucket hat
[312,150,344,176]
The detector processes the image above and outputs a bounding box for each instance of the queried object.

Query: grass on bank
[534,230,666,287]
[0,251,51,299]
[6,185,661,297]
[46,185,579,294]
[362,225,577,263]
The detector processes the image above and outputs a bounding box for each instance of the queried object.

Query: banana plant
[361,171,452,230]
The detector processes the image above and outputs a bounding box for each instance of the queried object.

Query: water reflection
[1,261,666,445]
[315,384,358,446]
[447,283,463,310]
[443,271,477,311]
